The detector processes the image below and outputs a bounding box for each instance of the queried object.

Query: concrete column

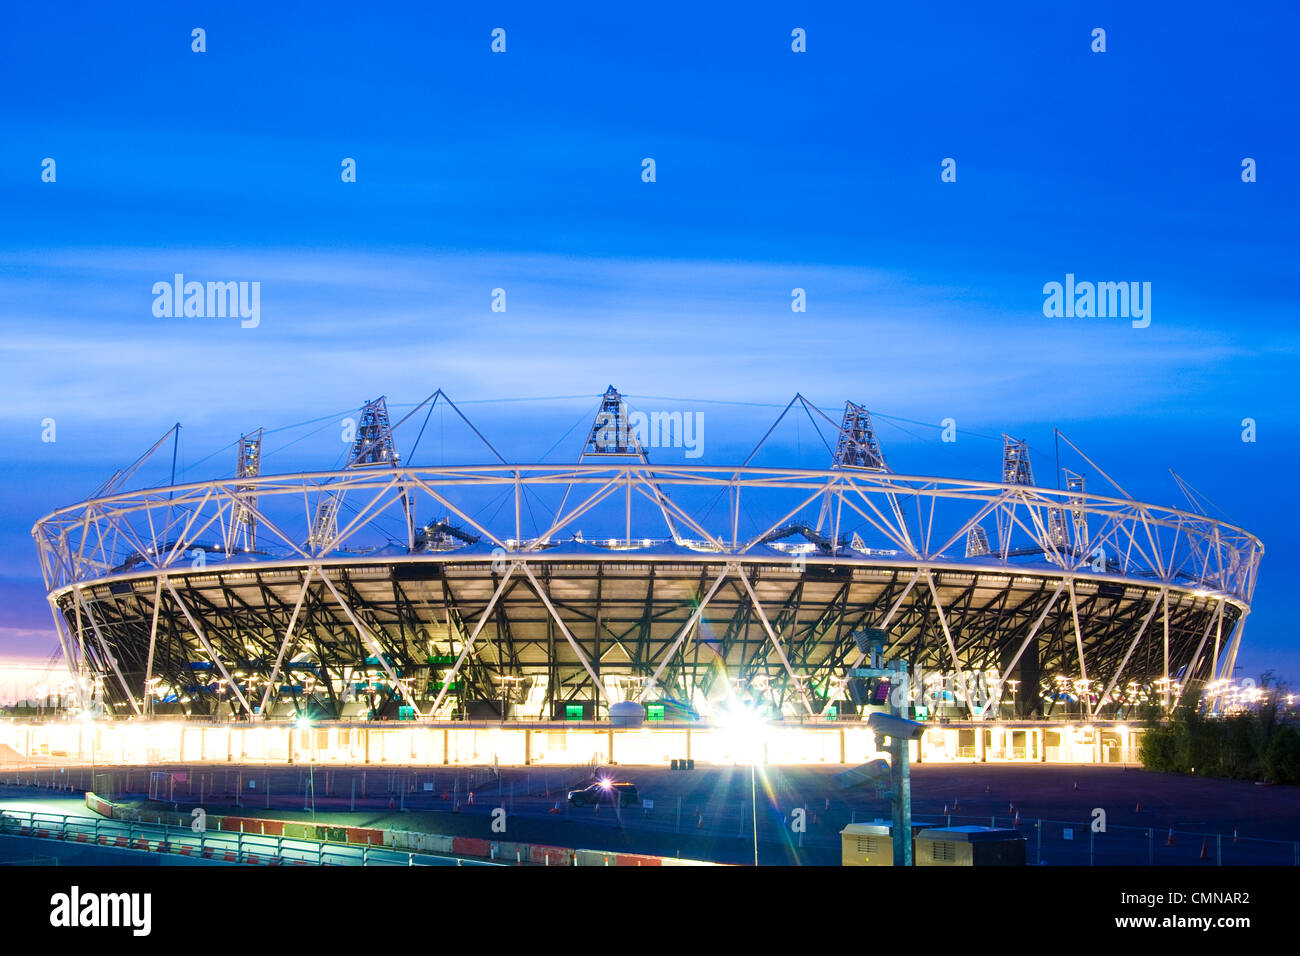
[525,728,532,766]
[364,727,371,764]
[839,728,846,765]
[1039,729,1047,762]
[976,727,986,763]
[287,726,295,766]
[608,727,614,764]
[442,727,449,766]
[686,728,692,761]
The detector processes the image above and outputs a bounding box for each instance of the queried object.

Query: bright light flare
[719,701,766,763]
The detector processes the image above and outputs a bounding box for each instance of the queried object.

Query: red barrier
[530,844,572,866]
[451,836,491,858]
[346,827,383,846]
[616,854,662,867]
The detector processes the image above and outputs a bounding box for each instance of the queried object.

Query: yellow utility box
[840,820,934,866]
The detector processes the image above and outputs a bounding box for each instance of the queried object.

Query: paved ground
[5,763,1298,865]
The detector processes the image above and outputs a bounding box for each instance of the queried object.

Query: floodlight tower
[1047,508,1069,553]
[1065,470,1089,554]
[310,396,413,551]
[231,429,262,552]
[819,400,888,535]
[1002,434,1034,486]
[564,385,678,545]
[584,385,645,457]
[832,401,887,471]
[965,525,991,558]
[997,435,1034,556]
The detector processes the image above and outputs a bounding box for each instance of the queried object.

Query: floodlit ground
[5,762,1297,866]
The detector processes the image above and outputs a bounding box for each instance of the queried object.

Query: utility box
[914,826,1026,866]
[840,820,933,866]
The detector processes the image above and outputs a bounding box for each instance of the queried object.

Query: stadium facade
[31,389,1262,734]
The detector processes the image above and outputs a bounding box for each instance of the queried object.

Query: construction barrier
[451,836,491,857]
[529,844,572,866]
[83,792,718,867]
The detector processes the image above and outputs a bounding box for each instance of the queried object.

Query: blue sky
[0,2,1296,680]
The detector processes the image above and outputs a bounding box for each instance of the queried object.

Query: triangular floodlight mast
[1002,435,1034,486]
[311,396,400,550]
[347,397,400,468]
[309,389,510,552]
[1064,469,1089,553]
[554,385,681,543]
[965,525,991,557]
[819,399,890,535]
[232,428,263,551]
[582,385,649,459]
[832,401,888,471]
[353,389,508,467]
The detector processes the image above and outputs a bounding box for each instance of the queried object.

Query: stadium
[24,387,1262,764]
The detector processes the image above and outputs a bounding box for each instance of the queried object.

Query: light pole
[723,701,763,867]
[297,716,316,819]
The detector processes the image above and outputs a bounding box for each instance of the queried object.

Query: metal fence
[0,808,491,867]
[940,813,1300,866]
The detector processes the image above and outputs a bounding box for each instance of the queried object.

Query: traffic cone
[1134,801,1141,812]
[549,801,561,814]
[1013,810,1021,826]
[1166,827,1175,846]
[697,815,704,829]
[943,804,949,815]
[1199,840,1210,860]
[824,798,831,811]
[1008,801,1014,812]
[1073,781,1079,791]
[1233,828,1239,843]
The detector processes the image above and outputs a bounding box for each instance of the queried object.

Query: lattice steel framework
[32,406,1263,723]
